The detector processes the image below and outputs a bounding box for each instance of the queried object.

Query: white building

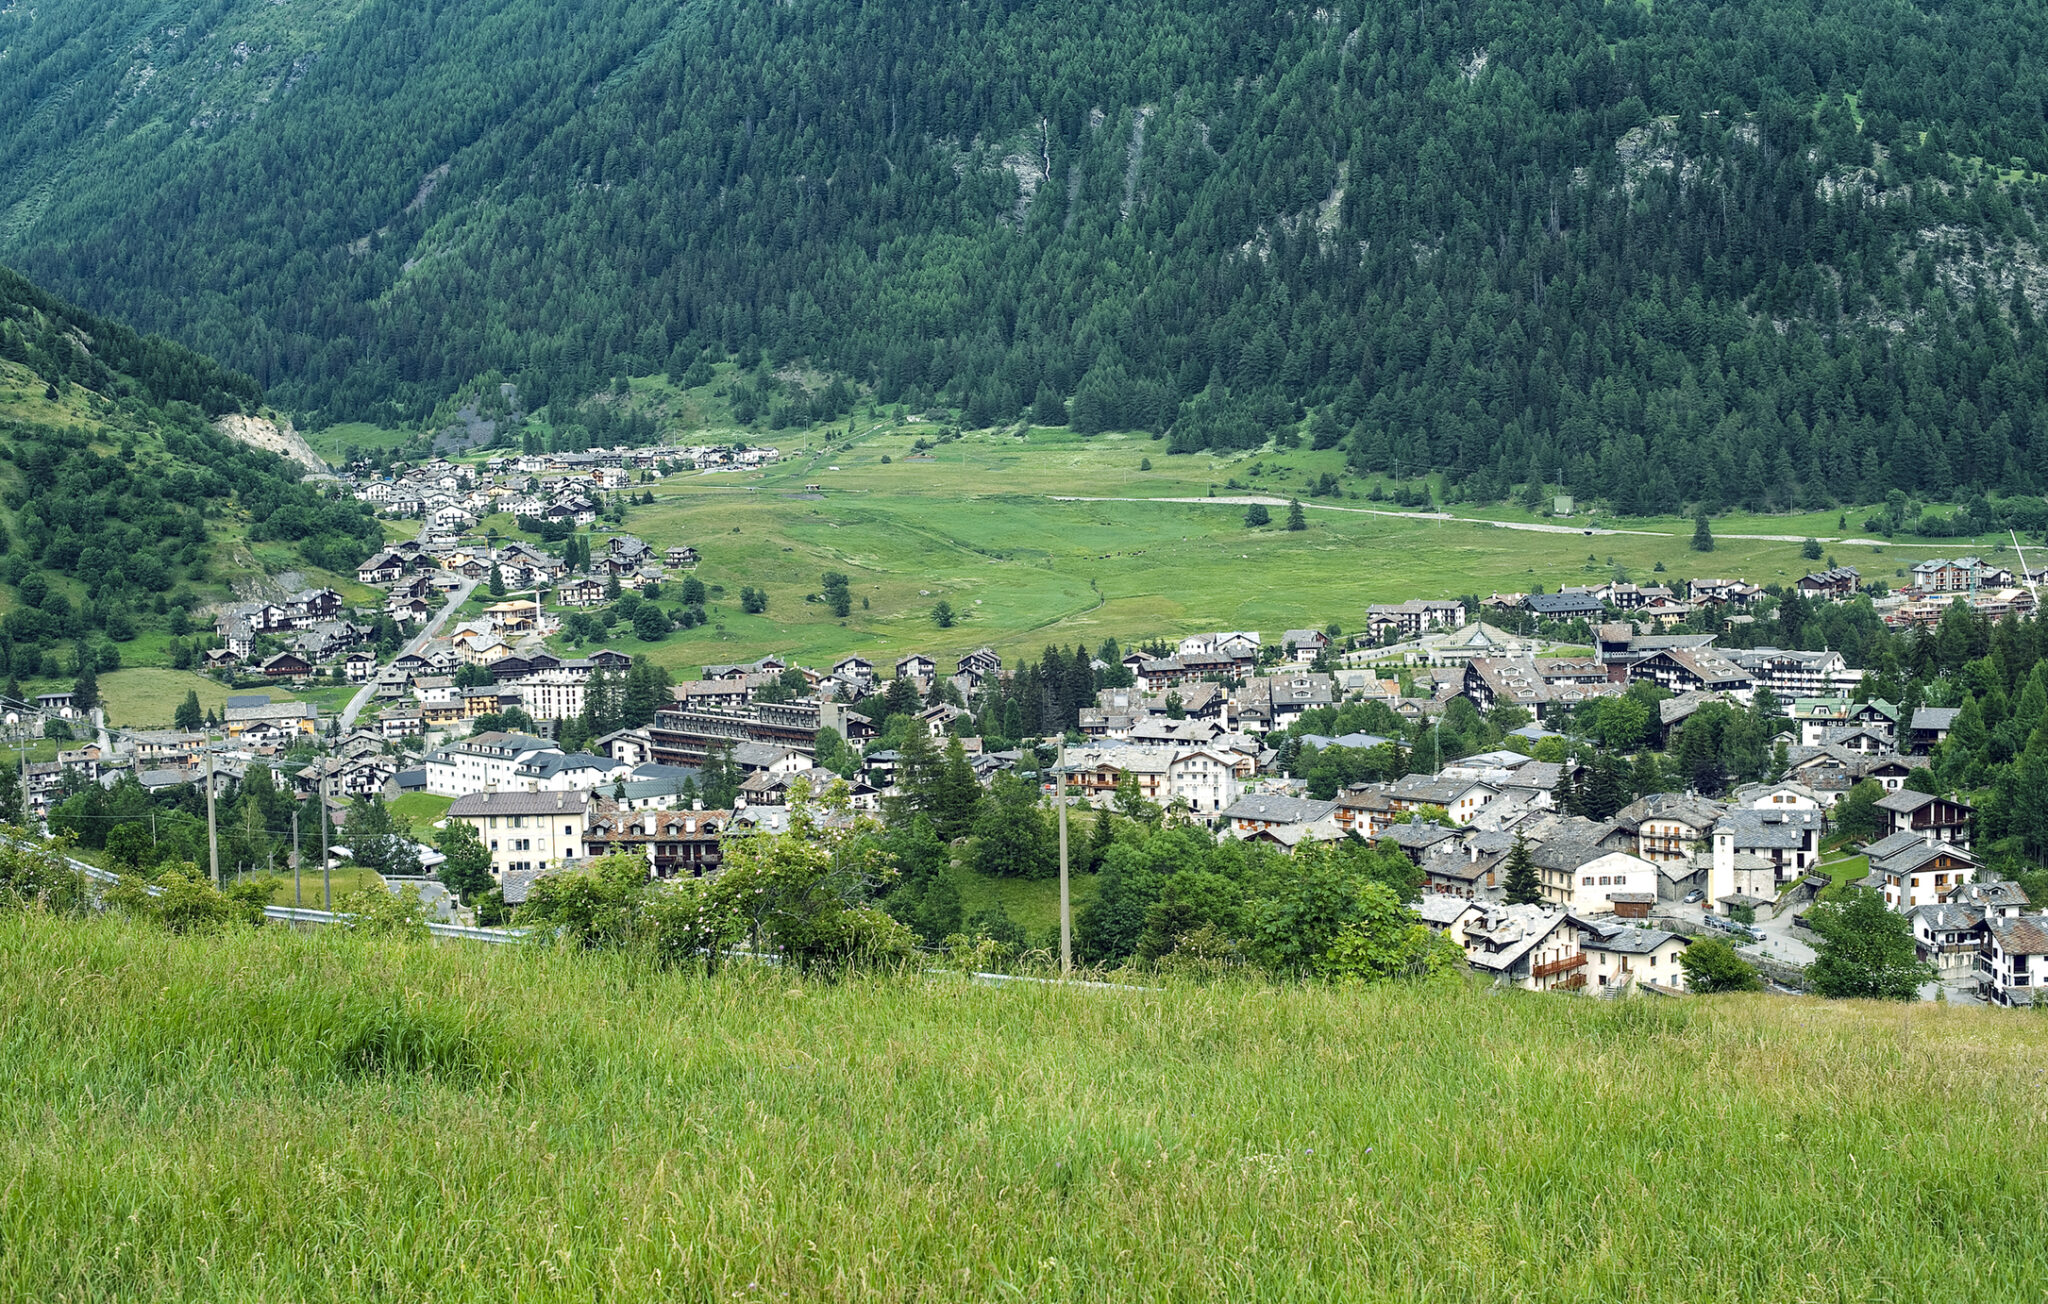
[516,668,590,722]
[423,731,560,797]
[444,789,593,884]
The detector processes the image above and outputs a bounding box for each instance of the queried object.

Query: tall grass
[2,912,2044,1302]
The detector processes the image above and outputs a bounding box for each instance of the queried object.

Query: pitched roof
[1220,794,1337,825]
[1612,792,1725,832]
[1579,921,1684,954]
[446,790,593,818]
[1987,915,2048,956]
[1716,807,1822,849]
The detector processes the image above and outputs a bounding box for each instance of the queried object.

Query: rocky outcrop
[215,413,329,475]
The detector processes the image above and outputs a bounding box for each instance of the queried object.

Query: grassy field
[537,419,2023,677]
[387,792,453,836]
[4,913,2047,1302]
[264,864,384,907]
[97,669,297,728]
[954,864,1100,942]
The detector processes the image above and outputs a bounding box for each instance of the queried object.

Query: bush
[1679,938,1763,993]
[0,839,89,915]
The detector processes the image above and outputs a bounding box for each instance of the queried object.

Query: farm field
[537,421,2020,676]
[96,669,298,729]
[5,913,2047,1302]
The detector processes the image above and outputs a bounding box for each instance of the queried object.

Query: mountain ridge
[6,0,2048,512]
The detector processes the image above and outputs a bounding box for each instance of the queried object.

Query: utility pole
[1057,736,1071,977]
[292,809,301,908]
[204,747,221,888]
[321,798,330,911]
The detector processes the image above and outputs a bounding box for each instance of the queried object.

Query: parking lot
[1658,899,1979,1002]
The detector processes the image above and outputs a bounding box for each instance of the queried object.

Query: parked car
[1683,888,1705,904]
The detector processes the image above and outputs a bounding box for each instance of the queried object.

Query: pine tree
[71,662,98,713]
[1244,503,1271,528]
[1286,498,1306,530]
[488,563,505,596]
[1550,767,1579,817]
[929,735,983,841]
[1581,754,1628,820]
[174,690,203,731]
[1503,833,1542,905]
[1691,513,1714,552]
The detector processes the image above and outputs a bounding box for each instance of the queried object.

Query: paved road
[338,576,477,732]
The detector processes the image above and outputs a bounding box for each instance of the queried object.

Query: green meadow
[548,420,2013,675]
[4,912,2046,1302]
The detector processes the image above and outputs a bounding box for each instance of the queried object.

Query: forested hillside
[0,266,380,675]
[7,0,2048,510]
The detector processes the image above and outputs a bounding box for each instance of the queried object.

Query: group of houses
[339,444,777,531]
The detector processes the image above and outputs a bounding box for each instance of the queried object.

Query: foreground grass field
[5,913,2046,1302]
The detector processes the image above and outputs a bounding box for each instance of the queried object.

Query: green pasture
[5,913,2048,1302]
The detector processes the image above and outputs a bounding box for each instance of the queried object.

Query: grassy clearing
[3,912,2046,1302]
[97,669,297,728]
[953,864,1100,941]
[264,864,385,907]
[549,423,2021,675]
[1818,853,1872,892]
[387,792,452,835]
[303,420,419,462]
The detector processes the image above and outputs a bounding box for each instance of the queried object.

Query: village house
[1579,921,1692,992]
[1610,793,1723,863]
[1863,832,1980,912]
[1364,599,1466,640]
[1796,566,1860,598]
[1907,707,1959,755]
[583,805,732,878]
[1459,904,1594,991]
[1979,914,2048,1005]
[1874,789,1973,849]
[423,731,562,798]
[444,789,593,885]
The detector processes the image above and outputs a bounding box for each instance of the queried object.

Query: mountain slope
[6,0,2048,510]
[0,265,380,674]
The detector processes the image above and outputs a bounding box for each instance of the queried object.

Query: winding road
[338,576,477,733]
[1049,495,1894,545]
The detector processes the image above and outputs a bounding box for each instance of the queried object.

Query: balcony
[1531,953,1587,980]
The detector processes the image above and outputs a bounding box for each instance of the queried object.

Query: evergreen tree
[1691,513,1715,552]
[1550,767,1579,817]
[488,564,505,596]
[1502,833,1543,905]
[1580,754,1628,820]
[173,690,203,732]
[70,662,98,713]
[1286,499,1306,531]
[1244,503,1271,528]
[929,736,983,842]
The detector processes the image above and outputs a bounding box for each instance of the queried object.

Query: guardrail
[263,903,528,944]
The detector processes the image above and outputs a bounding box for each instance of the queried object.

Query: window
[1583,876,1594,886]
